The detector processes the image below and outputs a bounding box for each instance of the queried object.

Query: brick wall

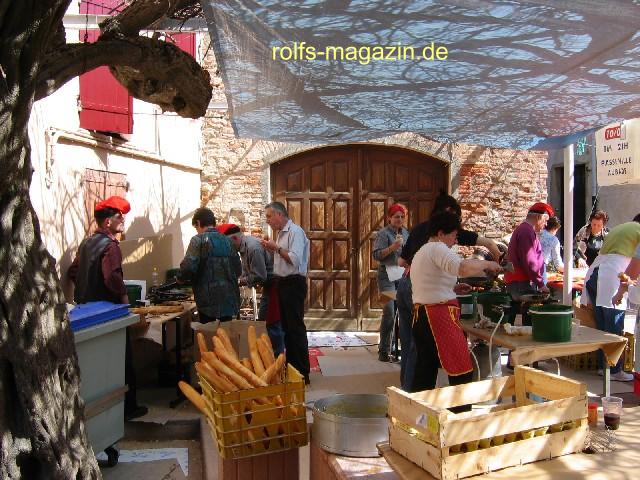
[201,49,548,239]
[451,144,548,240]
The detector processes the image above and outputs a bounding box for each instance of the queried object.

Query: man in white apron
[582,220,640,382]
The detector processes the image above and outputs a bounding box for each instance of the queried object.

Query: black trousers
[411,306,473,396]
[124,327,138,412]
[277,275,310,377]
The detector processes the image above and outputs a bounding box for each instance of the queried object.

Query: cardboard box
[574,305,596,328]
[191,320,267,362]
[218,447,299,480]
[388,366,588,480]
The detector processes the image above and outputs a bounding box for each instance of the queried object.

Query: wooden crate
[387,366,588,480]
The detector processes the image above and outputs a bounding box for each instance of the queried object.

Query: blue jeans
[267,322,286,357]
[586,267,626,373]
[397,275,417,391]
[379,299,396,355]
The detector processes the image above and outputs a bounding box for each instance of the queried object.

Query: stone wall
[201,48,548,239]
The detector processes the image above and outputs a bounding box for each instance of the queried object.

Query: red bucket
[634,372,640,396]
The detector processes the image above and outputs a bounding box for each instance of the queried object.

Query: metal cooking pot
[312,394,388,457]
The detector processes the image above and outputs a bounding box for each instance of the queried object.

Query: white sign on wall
[595,120,640,186]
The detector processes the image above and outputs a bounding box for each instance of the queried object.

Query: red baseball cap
[528,202,554,217]
[95,196,131,215]
[216,223,241,235]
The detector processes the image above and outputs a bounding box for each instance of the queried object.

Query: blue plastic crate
[70,302,130,332]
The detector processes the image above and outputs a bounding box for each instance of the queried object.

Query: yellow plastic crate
[560,351,599,371]
[623,331,635,372]
[199,364,308,459]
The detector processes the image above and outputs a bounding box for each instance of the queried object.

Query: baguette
[178,381,207,414]
[196,332,208,355]
[261,352,286,384]
[215,343,269,387]
[216,327,238,361]
[201,350,219,368]
[248,325,266,376]
[208,356,254,390]
[201,350,235,384]
[260,333,276,363]
[241,357,253,371]
[129,305,183,315]
[257,336,275,369]
[213,336,230,357]
[196,361,237,393]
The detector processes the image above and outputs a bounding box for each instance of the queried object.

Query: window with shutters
[78,1,133,134]
[168,32,196,58]
[84,169,128,235]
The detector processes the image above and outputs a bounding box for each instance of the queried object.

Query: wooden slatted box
[387,366,588,480]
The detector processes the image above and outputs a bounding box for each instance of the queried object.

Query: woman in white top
[410,212,501,394]
[540,216,564,284]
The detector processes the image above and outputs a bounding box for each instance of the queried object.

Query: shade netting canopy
[202,1,640,148]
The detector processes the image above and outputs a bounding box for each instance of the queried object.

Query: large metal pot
[312,394,388,457]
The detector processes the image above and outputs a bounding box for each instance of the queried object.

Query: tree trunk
[0,1,101,478]
[0,0,212,473]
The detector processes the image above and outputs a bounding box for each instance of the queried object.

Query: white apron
[581,254,631,310]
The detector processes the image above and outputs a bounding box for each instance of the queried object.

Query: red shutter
[78,1,133,134]
[168,33,196,58]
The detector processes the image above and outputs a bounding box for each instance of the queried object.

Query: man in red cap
[68,195,147,420]
[68,195,130,304]
[505,202,553,324]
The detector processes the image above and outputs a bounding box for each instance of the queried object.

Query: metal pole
[563,145,574,305]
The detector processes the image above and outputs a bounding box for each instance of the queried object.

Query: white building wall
[28,21,206,300]
[547,119,640,230]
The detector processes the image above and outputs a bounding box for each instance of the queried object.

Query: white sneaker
[610,371,634,382]
[597,369,603,376]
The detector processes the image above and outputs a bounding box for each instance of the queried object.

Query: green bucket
[477,292,512,323]
[126,284,142,306]
[457,293,477,320]
[530,304,573,342]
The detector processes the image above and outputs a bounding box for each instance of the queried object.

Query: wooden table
[314,406,640,480]
[144,301,196,407]
[461,320,627,396]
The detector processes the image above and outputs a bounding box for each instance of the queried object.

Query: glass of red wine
[602,396,623,430]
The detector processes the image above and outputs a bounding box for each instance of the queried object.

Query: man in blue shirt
[262,201,311,384]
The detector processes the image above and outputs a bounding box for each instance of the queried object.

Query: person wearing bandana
[372,203,409,362]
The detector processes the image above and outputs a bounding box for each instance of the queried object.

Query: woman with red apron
[410,212,501,393]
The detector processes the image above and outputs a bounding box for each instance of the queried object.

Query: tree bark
[0,2,102,477]
[0,0,211,477]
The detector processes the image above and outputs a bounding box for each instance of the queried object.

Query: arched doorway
[271,144,449,330]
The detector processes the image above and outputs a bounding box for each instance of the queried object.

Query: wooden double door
[271,145,448,330]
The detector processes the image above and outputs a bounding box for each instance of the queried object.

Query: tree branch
[35,35,211,118]
[100,0,198,38]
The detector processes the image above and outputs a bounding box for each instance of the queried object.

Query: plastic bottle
[151,267,160,287]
